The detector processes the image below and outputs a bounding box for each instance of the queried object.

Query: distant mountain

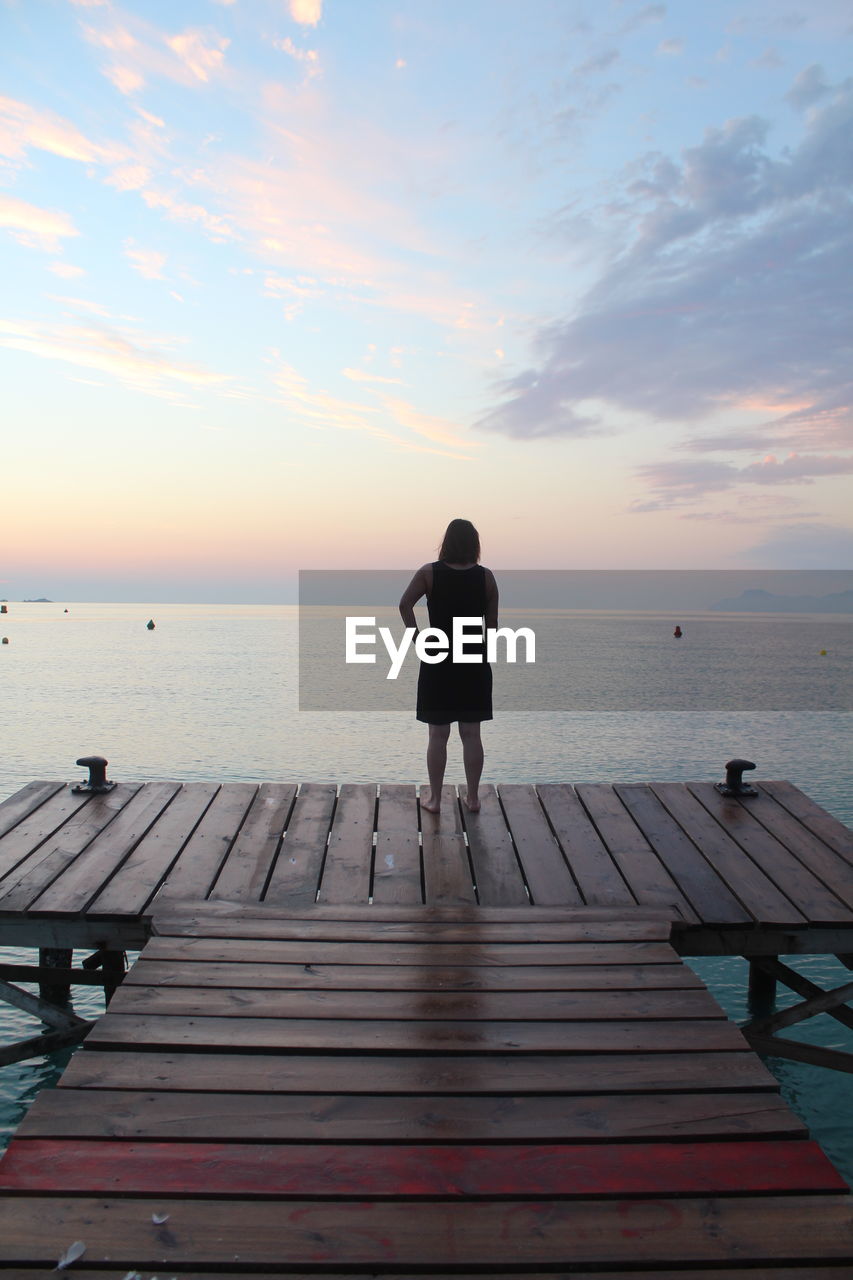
[709,588,853,613]
[22,597,53,603]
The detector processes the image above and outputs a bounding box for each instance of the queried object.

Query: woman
[399,518,498,814]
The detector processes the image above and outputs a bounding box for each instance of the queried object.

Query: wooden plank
[575,784,699,922]
[615,783,751,925]
[124,958,703,991]
[0,780,65,840]
[27,782,181,914]
[651,783,807,926]
[0,784,142,911]
[18,1088,802,1142]
[140,936,679,965]
[4,1270,853,1280]
[82,1014,747,1054]
[106,984,724,1022]
[152,782,258,903]
[86,782,219,915]
[760,780,853,864]
[421,786,476,905]
[689,782,853,923]
[461,784,528,906]
[148,916,674,943]
[1,1138,843,1197]
[372,783,422,905]
[210,783,297,902]
[262,782,336,906]
[152,900,678,924]
[537,785,635,907]
[60,1048,778,1095]
[745,787,853,912]
[316,783,375,904]
[498,784,582,905]
[3,1194,850,1268]
[0,786,102,885]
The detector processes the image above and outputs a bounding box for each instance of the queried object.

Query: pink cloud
[124,242,167,279]
[289,0,322,26]
[0,194,79,253]
[0,94,121,165]
[81,11,230,94]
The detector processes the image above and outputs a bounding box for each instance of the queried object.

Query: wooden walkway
[1,778,852,953]
[1,906,852,1273]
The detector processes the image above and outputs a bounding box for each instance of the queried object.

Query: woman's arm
[484,568,499,631]
[399,565,430,630]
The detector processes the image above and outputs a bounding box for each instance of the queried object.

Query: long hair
[438,518,481,564]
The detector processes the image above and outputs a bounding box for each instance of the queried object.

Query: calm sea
[1,602,851,1179]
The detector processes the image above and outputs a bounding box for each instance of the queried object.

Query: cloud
[342,368,403,386]
[124,242,167,278]
[479,75,853,458]
[657,38,684,55]
[274,36,320,73]
[81,11,230,95]
[0,94,121,166]
[786,63,832,112]
[0,315,227,396]
[632,452,853,511]
[289,0,322,26]
[48,262,86,279]
[0,194,79,252]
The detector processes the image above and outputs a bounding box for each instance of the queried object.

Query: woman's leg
[422,722,451,813]
[458,720,483,811]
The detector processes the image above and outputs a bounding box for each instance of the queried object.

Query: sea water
[0,602,851,1179]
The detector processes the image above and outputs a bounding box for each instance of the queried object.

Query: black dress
[416,562,493,724]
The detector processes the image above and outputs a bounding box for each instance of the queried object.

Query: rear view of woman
[399,519,498,814]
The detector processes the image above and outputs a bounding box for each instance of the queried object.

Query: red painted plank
[0,1138,845,1198]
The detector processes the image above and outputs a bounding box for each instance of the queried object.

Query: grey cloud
[479,78,853,443]
[632,452,853,511]
[746,521,853,568]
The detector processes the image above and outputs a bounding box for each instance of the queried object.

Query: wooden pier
[0,776,852,1273]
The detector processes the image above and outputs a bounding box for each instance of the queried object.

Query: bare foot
[463,793,480,812]
[420,790,440,814]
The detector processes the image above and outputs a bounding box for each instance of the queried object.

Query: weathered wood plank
[372,784,422,905]
[615,783,751,925]
[139,936,680,965]
[82,1013,747,1053]
[59,1048,778,1094]
[0,780,66,841]
[0,784,142,912]
[689,782,853,923]
[18,1088,802,1142]
[2,1195,850,1268]
[744,787,853,912]
[149,916,672,943]
[28,782,180,914]
[1,1138,842,1197]
[760,780,853,865]
[262,782,336,906]
[651,782,807,926]
[87,782,219,915]
[421,786,476,905]
[537,784,636,907]
[152,782,258,903]
[499,784,582,905]
[317,783,375,904]
[576,784,699,922]
[124,958,703,991]
[106,984,724,1022]
[461,784,528,906]
[210,783,297,902]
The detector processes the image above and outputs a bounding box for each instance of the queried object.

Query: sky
[1,0,851,602]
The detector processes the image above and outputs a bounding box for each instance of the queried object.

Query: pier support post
[102,951,127,1005]
[38,948,72,1004]
[748,959,777,1014]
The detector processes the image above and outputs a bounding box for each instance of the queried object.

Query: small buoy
[819,649,827,656]
[673,625,682,638]
[146,619,155,631]
[1,637,8,645]
[0,604,7,614]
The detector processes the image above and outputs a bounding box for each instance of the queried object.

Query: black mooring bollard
[715,758,758,797]
[72,755,116,794]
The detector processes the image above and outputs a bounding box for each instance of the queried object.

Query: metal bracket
[715,757,758,797]
[72,754,116,794]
